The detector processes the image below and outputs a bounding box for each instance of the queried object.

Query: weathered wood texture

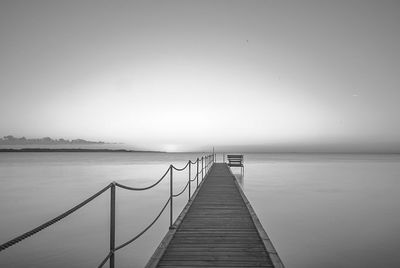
[149,163,283,268]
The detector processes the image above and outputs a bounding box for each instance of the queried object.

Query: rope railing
[114,197,171,251]
[0,183,112,251]
[173,181,190,197]
[171,161,191,171]
[0,152,216,268]
[190,172,198,182]
[115,166,171,191]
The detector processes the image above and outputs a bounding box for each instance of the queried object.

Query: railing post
[169,166,173,228]
[207,156,209,173]
[188,161,191,201]
[110,183,116,268]
[202,157,204,180]
[196,158,199,187]
[205,156,207,174]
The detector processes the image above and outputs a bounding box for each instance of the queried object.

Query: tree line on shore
[0,135,105,145]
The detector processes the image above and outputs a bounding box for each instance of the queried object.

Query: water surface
[1,153,399,267]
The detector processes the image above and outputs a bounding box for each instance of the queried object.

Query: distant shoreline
[0,148,165,153]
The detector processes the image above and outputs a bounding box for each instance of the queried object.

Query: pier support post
[109,183,116,268]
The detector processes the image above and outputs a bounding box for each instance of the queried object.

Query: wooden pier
[147,163,284,268]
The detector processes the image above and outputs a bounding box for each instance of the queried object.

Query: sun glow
[163,144,179,152]
[31,59,328,151]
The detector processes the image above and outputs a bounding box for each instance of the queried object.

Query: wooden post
[169,166,173,228]
[201,157,204,180]
[205,156,207,174]
[212,147,215,163]
[110,183,116,268]
[188,161,191,201]
[196,158,199,187]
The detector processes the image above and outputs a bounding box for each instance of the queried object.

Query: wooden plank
[146,163,284,268]
[157,260,274,267]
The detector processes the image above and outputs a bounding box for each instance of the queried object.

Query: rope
[189,159,198,165]
[98,251,113,268]
[115,166,171,191]
[190,173,197,182]
[206,158,212,168]
[171,161,190,171]
[172,181,189,197]
[0,183,112,252]
[108,156,210,192]
[114,197,171,251]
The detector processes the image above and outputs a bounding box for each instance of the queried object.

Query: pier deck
[147,163,283,268]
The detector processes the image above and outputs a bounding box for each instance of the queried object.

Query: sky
[1,0,400,152]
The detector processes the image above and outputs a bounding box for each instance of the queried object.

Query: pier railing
[0,153,215,268]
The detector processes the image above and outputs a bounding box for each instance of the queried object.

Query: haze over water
[1,152,399,267]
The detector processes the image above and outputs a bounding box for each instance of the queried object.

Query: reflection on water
[233,172,244,187]
[1,153,400,268]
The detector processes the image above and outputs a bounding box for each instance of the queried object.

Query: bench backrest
[227,154,244,166]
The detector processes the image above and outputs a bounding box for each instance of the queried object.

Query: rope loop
[171,160,190,171]
[114,197,171,251]
[173,181,190,197]
[115,166,171,191]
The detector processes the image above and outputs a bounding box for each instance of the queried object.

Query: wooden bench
[227,154,244,167]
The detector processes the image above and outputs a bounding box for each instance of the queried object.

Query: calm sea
[0,153,399,267]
